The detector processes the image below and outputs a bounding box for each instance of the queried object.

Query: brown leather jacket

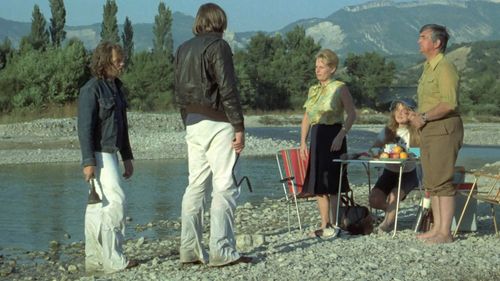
[174,32,244,132]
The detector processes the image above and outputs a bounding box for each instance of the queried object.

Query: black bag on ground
[338,191,373,235]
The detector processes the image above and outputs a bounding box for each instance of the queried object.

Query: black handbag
[338,191,373,235]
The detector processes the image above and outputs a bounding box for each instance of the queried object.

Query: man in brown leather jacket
[174,3,250,267]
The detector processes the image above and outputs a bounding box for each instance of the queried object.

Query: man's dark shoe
[228,256,252,265]
[212,256,252,267]
[181,260,205,267]
[125,260,139,269]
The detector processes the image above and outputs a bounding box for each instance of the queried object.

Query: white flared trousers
[84,152,128,273]
[180,120,241,266]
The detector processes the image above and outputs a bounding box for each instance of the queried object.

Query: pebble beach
[1,113,499,281]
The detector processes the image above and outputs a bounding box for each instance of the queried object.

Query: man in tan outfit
[410,24,464,244]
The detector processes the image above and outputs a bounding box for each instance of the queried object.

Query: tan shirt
[417,53,459,116]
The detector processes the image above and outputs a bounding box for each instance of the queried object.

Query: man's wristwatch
[421,112,428,123]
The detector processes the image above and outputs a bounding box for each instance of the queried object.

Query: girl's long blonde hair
[384,102,420,147]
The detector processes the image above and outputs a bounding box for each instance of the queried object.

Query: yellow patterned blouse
[303,79,345,125]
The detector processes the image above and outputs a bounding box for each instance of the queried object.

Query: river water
[1,127,499,253]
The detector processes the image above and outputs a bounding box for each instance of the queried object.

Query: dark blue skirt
[302,123,350,195]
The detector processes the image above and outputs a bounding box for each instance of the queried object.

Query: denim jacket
[77,77,133,167]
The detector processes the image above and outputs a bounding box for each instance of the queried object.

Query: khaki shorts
[420,116,463,196]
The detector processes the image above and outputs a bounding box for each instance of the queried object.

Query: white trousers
[180,120,241,266]
[85,152,128,273]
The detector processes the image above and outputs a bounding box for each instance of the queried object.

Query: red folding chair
[276,148,309,231]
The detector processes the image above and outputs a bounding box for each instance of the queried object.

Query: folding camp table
[333,158,418,237]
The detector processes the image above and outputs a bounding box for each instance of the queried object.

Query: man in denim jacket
[77,42,137,273]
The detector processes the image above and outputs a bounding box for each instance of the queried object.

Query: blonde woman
[300,49,357,237]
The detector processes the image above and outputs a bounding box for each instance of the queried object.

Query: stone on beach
[1,113,499,280]
[3,188,499,281]
[1,113,499,164]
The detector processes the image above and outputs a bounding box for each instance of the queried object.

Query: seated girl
[369,98,420,232]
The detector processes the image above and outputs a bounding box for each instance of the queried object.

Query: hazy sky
[1,0,377,32]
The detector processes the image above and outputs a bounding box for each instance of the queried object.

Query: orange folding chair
[276,148,309,231]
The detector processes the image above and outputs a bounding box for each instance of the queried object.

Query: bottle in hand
[88,178,102,204]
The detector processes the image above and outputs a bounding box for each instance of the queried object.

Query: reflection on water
[0,127,499,253]
[0,158,284,252]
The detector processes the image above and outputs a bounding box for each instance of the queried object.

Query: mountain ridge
[282,0,500,56]
[1,0,500,56]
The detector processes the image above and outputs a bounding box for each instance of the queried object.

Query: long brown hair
[384,103,420,147]
[192,3,227,35]
[90,41,124,79]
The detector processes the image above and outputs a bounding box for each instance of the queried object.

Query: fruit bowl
[374,144,415,160]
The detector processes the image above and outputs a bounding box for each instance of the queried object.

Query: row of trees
[457,41,500,116]
[234,29,320,110]
[0,0,176,112]
[10,0,487,115]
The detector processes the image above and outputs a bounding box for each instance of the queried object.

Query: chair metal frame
[453,171,500,237]
[276,148,308,232]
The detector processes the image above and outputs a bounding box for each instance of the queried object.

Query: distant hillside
[280,0,500,56]
[0,17,30,45]
[2,0,500,56]
[396,39,500,85]
[361,39,500,113]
